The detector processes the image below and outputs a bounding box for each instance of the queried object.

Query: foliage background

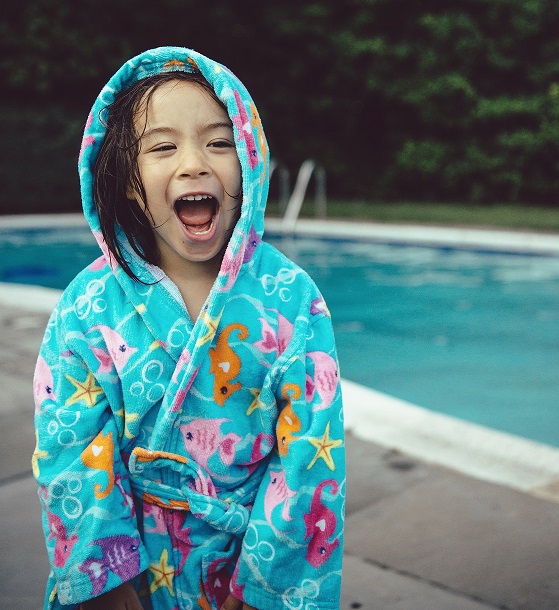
[2,0,559,213]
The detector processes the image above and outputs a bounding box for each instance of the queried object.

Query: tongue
[177,200,214,229]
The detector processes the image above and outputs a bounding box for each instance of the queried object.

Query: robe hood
[77,47,271,449]
[78,45,269,298]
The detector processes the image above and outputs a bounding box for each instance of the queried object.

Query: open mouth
[174,194,218,235]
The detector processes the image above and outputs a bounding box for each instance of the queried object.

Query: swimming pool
[2,221,559,448]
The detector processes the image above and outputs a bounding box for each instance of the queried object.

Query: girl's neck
[162,256,222,321]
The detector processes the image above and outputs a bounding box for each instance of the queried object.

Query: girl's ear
[126,184,136,201]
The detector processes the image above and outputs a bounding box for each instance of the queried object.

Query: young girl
[33,46,345,610]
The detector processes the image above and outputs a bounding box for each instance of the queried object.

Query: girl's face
[130,79,242,278]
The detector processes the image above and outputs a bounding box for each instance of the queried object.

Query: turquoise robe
[33,46,345,609]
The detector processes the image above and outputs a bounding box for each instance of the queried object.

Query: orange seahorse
[276,383,302,457]
[209,323,249,406]
[81,430,115,499]
[249,100,268,184]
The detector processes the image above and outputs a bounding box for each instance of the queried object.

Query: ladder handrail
[281,159,327,231]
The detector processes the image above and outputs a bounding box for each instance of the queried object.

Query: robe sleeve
[32,307,150,605]
[231,300,345,609]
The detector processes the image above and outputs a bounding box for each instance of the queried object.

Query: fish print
[79,534,141,596]
[180,418,241,473]
[264,469,295,532]
[88,324,138,373]
[305,351,339,411]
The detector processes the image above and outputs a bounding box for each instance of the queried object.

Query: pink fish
[306,351,338,411]
[114,473,135,516]
[89,256,109,271]
[242,225,261,264]
[310,297,329,317]
[144,503,167,534]
[255,312,293,357]
[169,511,192,576]
[170,367,198,413]
[142,505,192,575]
[34,355,56,408]
[172,349,192,383]
[232,90,258,170]
[217,238,244,292]
[90,346,114,374]
[303,479,339,568]
[88,325,138,373]
[179,418,241,472]
[264,469,295,532]
[78,114,95,162]
[46,509,78,568]
[92,231,118,271]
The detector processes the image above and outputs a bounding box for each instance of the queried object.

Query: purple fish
[243,225,261,263]
[79,534,141,596]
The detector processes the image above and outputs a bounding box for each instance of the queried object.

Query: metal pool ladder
[272,159,326,232]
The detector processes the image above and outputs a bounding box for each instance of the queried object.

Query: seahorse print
[276,383,302,457]
[303,479,340,568]
[209,323,248,406]
[249,100,268,183]
[81,430,115,499]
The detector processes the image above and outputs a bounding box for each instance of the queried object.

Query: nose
[176,145,210,178]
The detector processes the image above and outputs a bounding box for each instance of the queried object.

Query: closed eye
[151,144,176,152]
[208,140,235,149]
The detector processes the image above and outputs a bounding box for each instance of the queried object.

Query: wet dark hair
[93,71,229,282]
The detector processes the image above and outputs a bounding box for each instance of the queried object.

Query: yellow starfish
[246,387,266,416]
[32,429,49,478]
[115,408,140,440]
[149,548,175,596]
[65,372,103,407]
[196,310,223,346]
[306,422,343,471]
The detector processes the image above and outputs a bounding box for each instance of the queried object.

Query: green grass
[265,200,559,233]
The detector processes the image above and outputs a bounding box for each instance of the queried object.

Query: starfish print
[65,371,103,407]
[32,430,49,478]
[306,422,343,471]
[246,387,266,416]
[115,408,140,439]
[149,548,175,596]
[196,309,223,347]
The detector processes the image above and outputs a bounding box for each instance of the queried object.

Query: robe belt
[128,447,265,537]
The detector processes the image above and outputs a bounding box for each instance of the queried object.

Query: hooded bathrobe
[33,47,345,610]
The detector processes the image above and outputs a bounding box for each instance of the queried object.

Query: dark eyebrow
[141,121,234,140]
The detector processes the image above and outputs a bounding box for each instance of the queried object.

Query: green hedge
[3,0,559,209]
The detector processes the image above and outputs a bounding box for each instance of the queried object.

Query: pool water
[2,226,559,447]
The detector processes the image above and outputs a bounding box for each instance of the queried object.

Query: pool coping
[4,212,559,255]
[3,213,559,501]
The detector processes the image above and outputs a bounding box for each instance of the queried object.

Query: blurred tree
[2,0,559,211]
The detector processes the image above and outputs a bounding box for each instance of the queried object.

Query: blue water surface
[2,225,558,447]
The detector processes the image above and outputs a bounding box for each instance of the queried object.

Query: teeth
[178,194,212,202]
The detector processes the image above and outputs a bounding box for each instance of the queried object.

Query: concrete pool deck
[1,281,559,609]
[2,215,559,608]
